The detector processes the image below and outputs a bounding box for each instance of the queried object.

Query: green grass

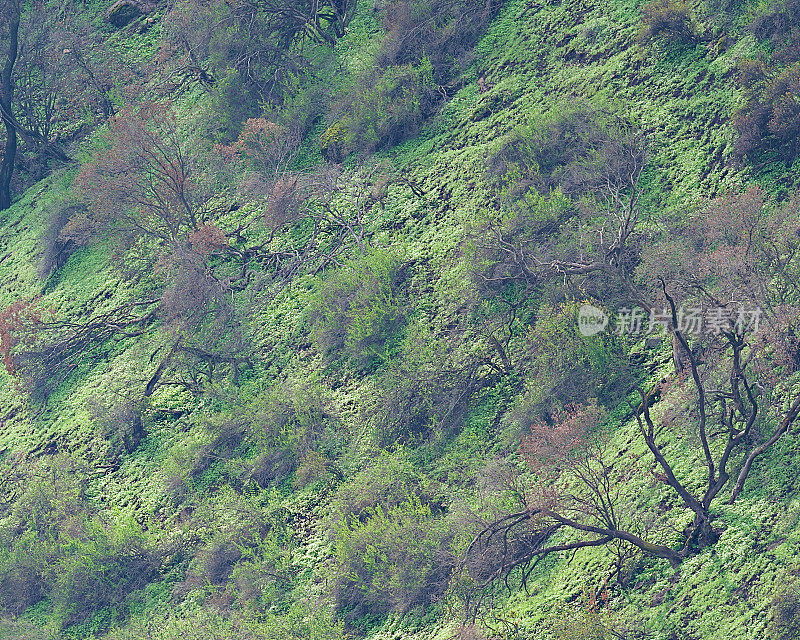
[0,620,50,640]
[1,0,799,637]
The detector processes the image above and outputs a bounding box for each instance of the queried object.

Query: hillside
[1,0,800,638]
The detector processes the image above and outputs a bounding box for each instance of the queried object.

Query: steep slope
[1,0,800,638]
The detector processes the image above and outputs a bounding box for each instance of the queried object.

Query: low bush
[321,60,437,160]
[0,531,47,616]
[506,303,628,421]
[329,450,426,524]
[748,0,800,47]
[479,104,649,310]
[638,0,698,45]
[86,395,146,458]
[377,0,499,86]
[0,456,159,631]
[49,523,159,629]
[320,0,500,159]
[769,577,800,640]
[731,0,800,166]
[9,453,91,541]
[105,599,343,639]
[38,201,94,280]
[733,61,800,165]
[486,104,646,202]
[175,487,295,614]
[310,247,408,371]
[169,380,338,498]
[331,496,454,623]
[360,317,484,448]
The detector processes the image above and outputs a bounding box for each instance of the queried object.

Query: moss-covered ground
[1,0,800,637]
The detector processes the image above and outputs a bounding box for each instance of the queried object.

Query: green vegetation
[2,0,800,637]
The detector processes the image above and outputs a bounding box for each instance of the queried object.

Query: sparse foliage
[478,106,650,307]
[638,0,698,45]
[74,103,215,247]
[464,183,800,615]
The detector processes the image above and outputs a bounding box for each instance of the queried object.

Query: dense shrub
[0,531,46,616]
[377,0,499,85]
[86,395,146,458]
[213,117,300,198]
[321,60,437,160]
[332,496,454,623]
[173,380,338,495]
[731,0,800,165]
[733,60,800,165]
[748,0,800,47]
[486,105,647,201]
[175,487,296,615]
[329,450,427,524]
[638,0,698,45]
[49,525,159,629]
[164,0,334,141]
[208,67,270,144]
[369,346,477,447]
[38,201,94,280]
[354,314,485,448]
[191,538,243,587]
[320,0,500,159]
[479,104,649,309]
[547,608,622,640]
[0,455,158,630]
[769,578,800,640]
[503,303,626,422]
[9,454,91,541]
[310,247,408,371]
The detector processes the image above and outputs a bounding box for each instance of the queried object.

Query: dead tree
[462,280,800,615]
[0,0,21,211]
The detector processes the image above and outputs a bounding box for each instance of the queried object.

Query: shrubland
[2,0,800,638]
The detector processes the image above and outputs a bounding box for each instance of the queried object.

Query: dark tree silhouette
[0,0,20,211]
[464,189,800,611]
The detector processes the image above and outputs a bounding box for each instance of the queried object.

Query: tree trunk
[0,119,16,211]
[672,332,684,374]
[0,0,20,212]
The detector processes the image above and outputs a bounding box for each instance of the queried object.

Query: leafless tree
[75,103,216,247]
[463,183,800,614]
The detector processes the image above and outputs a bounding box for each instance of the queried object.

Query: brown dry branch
[74,103,218,248]
[0,296,160,400]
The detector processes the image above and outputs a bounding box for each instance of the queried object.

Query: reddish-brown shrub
[74,103,213,247]
[188,223,228,257]
[0,299,40,375]
[520,401,605,473]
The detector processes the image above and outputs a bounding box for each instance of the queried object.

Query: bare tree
[0,0,134,210]
[463,186,800,611]
[0,295,160,400]
[464,305,800,608]
[74,103,215,247]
